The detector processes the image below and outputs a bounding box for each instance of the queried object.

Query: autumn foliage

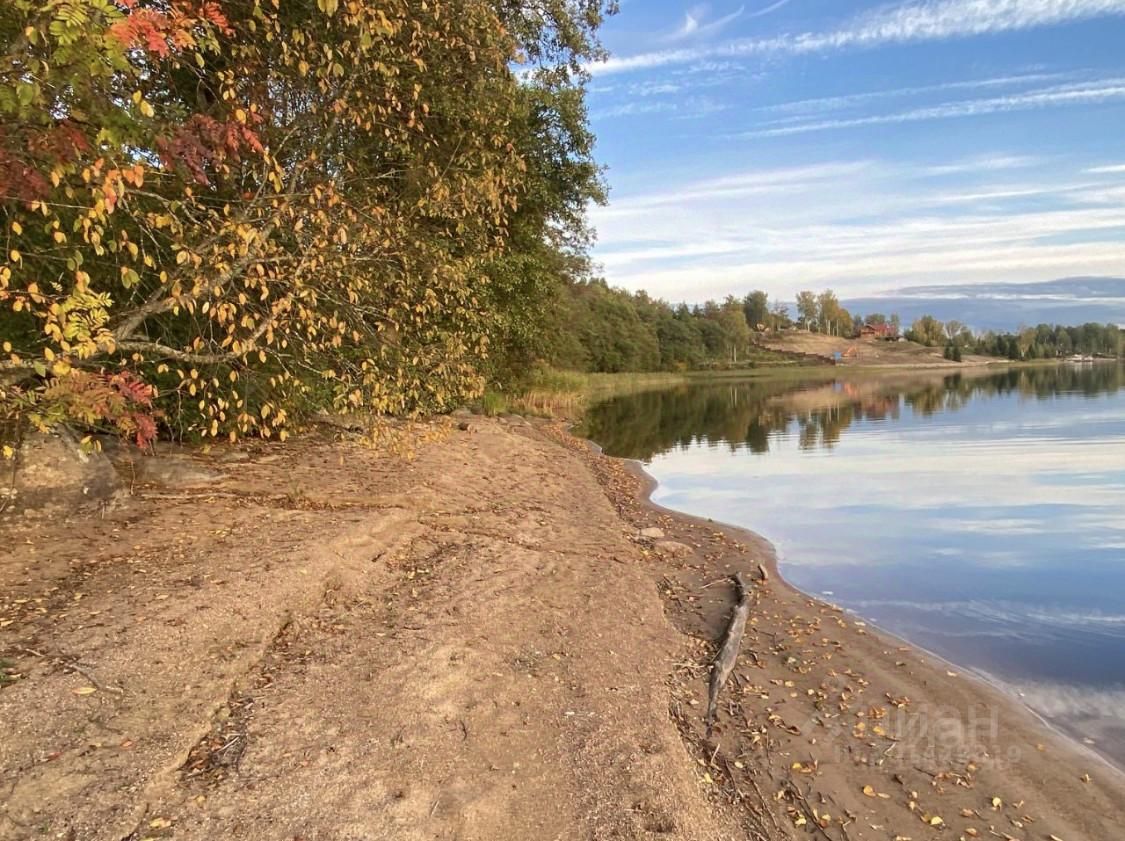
[0,0,611,445]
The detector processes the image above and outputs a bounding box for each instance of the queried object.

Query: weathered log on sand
[705,572,751,734]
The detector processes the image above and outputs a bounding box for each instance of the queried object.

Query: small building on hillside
[859,322,898,340]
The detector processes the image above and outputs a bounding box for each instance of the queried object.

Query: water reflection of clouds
[650,432,1125,535]
[991,677,1125,722]
[593,368,1125,767]
[933,517,1045,535]
[846,599,1125,636]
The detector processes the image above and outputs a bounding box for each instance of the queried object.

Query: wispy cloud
[740,78,1125,137]
[594,0,1125,75]
[667,4,746,42]
[592,96,731,121]
[595,161,874,214]
[756,72,1073,115]
[1086,163,1125,174]
[592,101,679,119]
[748,0,795,18]
[630,80,684,96]
[920,154,1046,177]
[589,155,1125,299]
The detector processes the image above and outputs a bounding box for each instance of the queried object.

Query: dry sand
[1,416,1122,840]
[757,331,996,367]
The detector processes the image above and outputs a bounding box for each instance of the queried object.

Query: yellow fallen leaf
[73,686,97,695]
[862,785,876,797]
[991,796,1003,809]
[149,817,171,829]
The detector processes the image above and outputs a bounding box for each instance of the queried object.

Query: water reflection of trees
[582,365,1125,461]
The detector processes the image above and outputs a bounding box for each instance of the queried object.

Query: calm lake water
[584,364,1125,767]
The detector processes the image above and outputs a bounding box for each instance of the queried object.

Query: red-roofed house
[859,323,898,339]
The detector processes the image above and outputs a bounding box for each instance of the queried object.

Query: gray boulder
[1,429,121,520]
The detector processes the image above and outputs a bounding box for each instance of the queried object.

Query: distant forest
[538,280,1123,374]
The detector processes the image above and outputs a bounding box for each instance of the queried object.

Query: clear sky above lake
[586,0,1125,303]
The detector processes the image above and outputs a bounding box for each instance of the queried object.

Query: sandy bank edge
[576,427,1125,786]
[562,422,1125,836]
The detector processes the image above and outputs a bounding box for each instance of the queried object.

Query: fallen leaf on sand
[72,686,97,696]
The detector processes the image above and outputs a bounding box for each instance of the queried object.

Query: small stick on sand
[705,572,750,734]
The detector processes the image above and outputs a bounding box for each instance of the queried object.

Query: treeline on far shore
[531,280,1123,374]
[904,315,1122,362]
[583,363,1125,462]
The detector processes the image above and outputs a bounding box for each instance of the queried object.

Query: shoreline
[620,450,1125,781]
[557,421,1125,840]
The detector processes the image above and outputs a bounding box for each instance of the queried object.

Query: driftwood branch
[705,571,750,733]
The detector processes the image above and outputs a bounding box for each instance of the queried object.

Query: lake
[583,364,1125,768]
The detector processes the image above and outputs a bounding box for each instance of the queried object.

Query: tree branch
[115,341,234,365]
[0,359,37,372]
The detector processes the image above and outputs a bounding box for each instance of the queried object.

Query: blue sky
[585,0,1125,305]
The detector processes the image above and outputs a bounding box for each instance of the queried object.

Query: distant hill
[844,277,1125,332]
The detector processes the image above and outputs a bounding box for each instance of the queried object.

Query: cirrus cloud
[593,0,1125,75]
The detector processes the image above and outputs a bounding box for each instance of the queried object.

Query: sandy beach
[1,415,1122,840]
